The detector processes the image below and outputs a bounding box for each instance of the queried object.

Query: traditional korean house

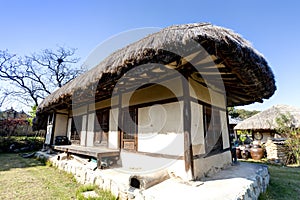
[0,107,31,136]
[234,104,300,143]
[36,23,276,180]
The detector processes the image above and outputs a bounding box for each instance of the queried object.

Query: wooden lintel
[122,149,184,160]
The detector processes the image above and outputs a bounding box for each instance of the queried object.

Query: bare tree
[0,89,13,107]
[0,47,82,107]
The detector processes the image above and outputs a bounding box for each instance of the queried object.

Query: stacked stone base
[35,151,269,200]
[239,166,269,200]
[36,152,130,199]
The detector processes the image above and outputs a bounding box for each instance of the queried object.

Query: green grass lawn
[0,153,115,200]
[240,159,300,200]
[2,153,299,200]
[259,165,300,200]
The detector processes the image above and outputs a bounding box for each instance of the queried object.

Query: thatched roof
[234,105,300,130]
[37,23,276,112]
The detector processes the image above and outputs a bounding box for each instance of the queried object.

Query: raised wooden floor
[53,145,120,168]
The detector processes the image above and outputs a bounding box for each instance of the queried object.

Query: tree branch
[0,46,81,108]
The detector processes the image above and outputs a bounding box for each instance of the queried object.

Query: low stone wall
[35,151,269,200]
[238,164,270,200]
[35,151,130,199]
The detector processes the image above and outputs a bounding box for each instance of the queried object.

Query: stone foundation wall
[239,165,270,200]
[193,151,232,178]
[35,152,269,200]
[36,152,129,199]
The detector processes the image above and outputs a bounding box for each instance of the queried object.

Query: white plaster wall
[80,115,87,146]
[86,113,95,147]
[45,125,53,144]
[54,114,68,138]
[86,131,94,147]
[193,151,232,179]
[109,108,119,149]
[138,133,184,156]
[137,102,184,155]
[80,131,87,146]
[122,77,182,108]
[191,102,205,155]
[168,159,191,180]
[67,118,72,140]
[189,78,226,108]
[109,131,119,149]
[119,151,187,179]
[138,102,184,134]
[220,110,230,149]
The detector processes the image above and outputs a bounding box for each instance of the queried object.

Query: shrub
[0,136,44,153]
[275,113,300,165]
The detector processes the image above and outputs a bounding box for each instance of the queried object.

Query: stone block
[102,178,111,191]
[95,176,104,187]
[76,169,87,184]
[86,171,96,184]
[110,180,120,198]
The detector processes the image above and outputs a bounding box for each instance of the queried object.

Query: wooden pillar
[118,93,123,149]
[97,154,102,169]
[50,112,56,145]
[181,76,194,180]
[85,106,89,147]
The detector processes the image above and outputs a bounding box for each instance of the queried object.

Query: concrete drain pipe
[128,170,170,198]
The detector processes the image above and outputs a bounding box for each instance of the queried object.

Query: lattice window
[204,105,223,155]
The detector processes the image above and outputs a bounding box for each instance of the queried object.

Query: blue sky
[1,0,299,111]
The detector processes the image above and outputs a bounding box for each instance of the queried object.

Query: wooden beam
[122,149,184,160]
[84,106,89,147]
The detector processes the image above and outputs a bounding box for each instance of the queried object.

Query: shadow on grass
[0,153,45,171]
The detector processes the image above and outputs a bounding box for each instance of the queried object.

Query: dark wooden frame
[70,115,83,145]
[48,112,56,145]
[202,104,224,157]
[94,108,110,147]
[121,107,138,151]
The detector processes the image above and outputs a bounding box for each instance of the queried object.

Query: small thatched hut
[37,23,276,180]
[234,104,300,143]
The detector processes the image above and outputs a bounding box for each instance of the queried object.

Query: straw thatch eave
[37,23,276,113]
[234,105,300,130]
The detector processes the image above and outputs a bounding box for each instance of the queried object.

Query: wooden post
[85,105,89,147]
[181,76,194,180]
[97,154,102,169]
[50,112,56,145]
[118,93,123,149]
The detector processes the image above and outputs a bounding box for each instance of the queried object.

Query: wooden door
[122,108,138,151]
